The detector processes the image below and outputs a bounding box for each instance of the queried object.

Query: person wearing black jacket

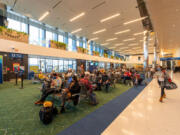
[102,72,110,92]
[60,76,81,113]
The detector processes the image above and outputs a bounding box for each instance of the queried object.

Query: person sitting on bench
[34,73,62,105]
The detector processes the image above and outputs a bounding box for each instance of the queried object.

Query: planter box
[50,40,67,50]
[0,27,29,43]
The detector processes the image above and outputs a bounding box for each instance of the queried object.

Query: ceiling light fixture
[106,38,117,42]
[128,43,138,46]
[115,29,130,35]
[133,31,146,36]
[89,37,99,41]
[93,29,106,34]
[70,12,85,22]
[124,16,148,25]
[39,11,50,21]
[115,43,124,46]
[123,38,136,42]
[71,28,82,34]
[100,13,120,23]
[101,43,109,46]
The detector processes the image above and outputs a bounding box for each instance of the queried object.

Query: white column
[143,31,150,68]
[153,36,157,68]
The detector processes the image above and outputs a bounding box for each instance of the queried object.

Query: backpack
[39,106,54,125]
[89,92,99,105]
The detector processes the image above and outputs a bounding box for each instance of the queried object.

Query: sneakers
[159,97,163,102]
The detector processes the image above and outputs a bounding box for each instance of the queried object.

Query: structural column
[153,35,157,68]
[143,31,150,68]
[0,3,7,26]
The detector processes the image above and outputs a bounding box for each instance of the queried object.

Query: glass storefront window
[29,58,38,66]
[59,60,64,72]
[64,60,68,72]
[73,60,77,71]
[53,60,59,72]
[68,60,73,69]
[40,59,46,73]
[46,59,53,73]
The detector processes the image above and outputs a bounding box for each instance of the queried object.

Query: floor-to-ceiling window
[7,18,28,33]
[58,34,64,42]
[46,31,53,48]
[68,38,73,51]
[29,25,43,46]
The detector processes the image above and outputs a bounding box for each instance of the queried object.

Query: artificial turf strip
[0,81,130,135]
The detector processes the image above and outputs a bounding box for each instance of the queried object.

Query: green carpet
[0,80,130,135]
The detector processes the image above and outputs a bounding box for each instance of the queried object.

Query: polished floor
[102,73,180,135]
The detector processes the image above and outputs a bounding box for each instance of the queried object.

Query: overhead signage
[160,57,180,61]
[9,53,24,59]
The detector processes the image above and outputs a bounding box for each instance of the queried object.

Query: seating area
[0,79,130,135]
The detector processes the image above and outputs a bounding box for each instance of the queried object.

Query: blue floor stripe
[57,81,151,135]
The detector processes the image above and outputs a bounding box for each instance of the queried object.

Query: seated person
[38,71,45,81]
[79,74,93,93]
[95,72,102,91]
[35,73,61,105]
[123,70,132,84]
[102,72,110,92]
[60,76,81,113]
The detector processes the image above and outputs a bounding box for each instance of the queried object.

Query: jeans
[159,81,165,97]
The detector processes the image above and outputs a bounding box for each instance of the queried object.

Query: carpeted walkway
[57,80,151,135]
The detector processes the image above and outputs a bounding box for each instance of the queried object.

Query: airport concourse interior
[0,0,180,135]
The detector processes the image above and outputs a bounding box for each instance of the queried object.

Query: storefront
[28,55,77,74]
[0,52,28,81]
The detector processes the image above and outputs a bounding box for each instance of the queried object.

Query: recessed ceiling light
[133,31,146,36]
[71,28,82,34]
[123,38,136,42]
[115,29,130,35]
[39,11,50,21]
[106,38,118,42]
[70,12,85,22]
[124,16,148,25]
[100,13,120,23]
[115,43,124,46]
[89,37,99,41]
[128,43,138,46]
[93,29,106,34]
[101,43,109,46]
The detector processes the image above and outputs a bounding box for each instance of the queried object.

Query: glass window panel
[21,23,28,33]
[53,60,59,72]
[64,60,68,72]
[68,38,73,51]
[46,59,53,73]
[29,25,39,45]
[77,40,79,47]
[7,18,21,31]
[58,34,64,42]
[29,58,38,66]
[59,60,64,72]
[46,31,53,47]
[40,59,46,73]
[68,60,73,69]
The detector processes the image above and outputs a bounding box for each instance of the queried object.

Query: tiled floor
[102,73,180,135]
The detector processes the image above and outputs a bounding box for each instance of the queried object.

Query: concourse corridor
[102,73,180,135]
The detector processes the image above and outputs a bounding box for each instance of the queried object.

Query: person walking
[157,67,168,102]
